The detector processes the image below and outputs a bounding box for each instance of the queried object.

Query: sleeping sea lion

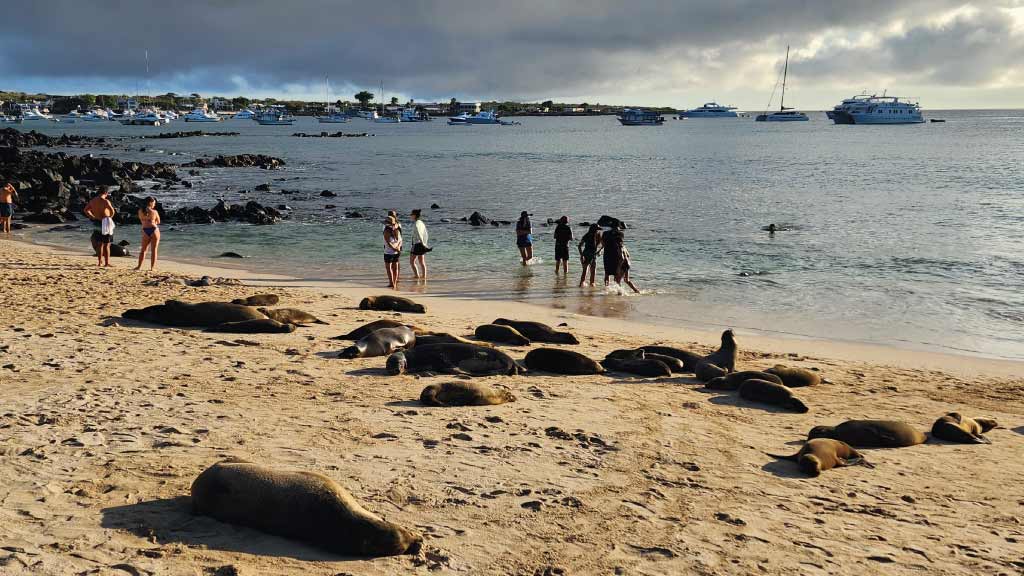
[765,364,821,387]
[931,412,998,444]
[738,379,809,413]
[334,319,412,340]
[695,361,728,382]
[258,307,327,326]
[705,370,783,391]
[359,295,426,314]
[601,357,672,377]
[808,420,926,448]
[766,438,874,477]
[191,460,422,557]
[701,329,737,372]
[643,353,686,373]
[492,319,579,344]
[605,349,645,361]
[123,300,267,327]
[231,294,280,306]
[475,324,531,346]
[523,348,603,375]
[639,345,704,372]
[204,319,296,334]
[386,344,518,376]
[419,382,516,407]
[416,332,493,347]
[339,326,416,359]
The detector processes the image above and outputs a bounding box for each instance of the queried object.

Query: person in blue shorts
[0,183,18,234]
[515,211,533,265]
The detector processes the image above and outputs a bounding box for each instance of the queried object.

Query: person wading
[516,211,533,265]
[383,214,403,288]
[409,209,431,280]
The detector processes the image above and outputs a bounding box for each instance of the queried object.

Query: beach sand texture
[1,238,1022,575]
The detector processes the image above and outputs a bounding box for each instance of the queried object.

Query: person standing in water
[612,227,641,293]
[601,224,621,286]
[383,215,403,288]
[83,186,116,267]
[0,183,19,234]
[553,216,573,275]
[409,209,431,280]
[134,197,161,271]
[516,211,533,265]
[577,223,602,287]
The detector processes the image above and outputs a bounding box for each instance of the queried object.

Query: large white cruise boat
[826,93,871,120]
[679,102,738,118]
[830,95,924,124]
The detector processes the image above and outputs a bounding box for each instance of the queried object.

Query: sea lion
[474,324,531,346]
[122,300,267,327]
[601,357,672,377]
[258,307,327,326]
[231,294,280,306]
[339,326,415,359]
[808,420,926,448]
[931,412,998,444]
[386,344,518,376]
[639,345,704,371]
[334,319,409,340]
[419,382,516,407]
[191,460,422,557]
[765,364,821,387]
[204,319,296,334]
[359,295,426,314]
[766,439,874,477]
[416,332,493,347]
[492,319,579,344]
[643,353,686,373]
[738,379,809,413]
[695,361,728,382]
[702,329,737,372]
[523,348,603,375]
[705,370,783,391]
[604,349,645,361]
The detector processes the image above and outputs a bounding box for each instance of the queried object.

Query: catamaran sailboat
[755,46,808,122]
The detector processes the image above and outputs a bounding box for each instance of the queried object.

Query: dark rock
[597,215,626,229]
[468,211,490,226]
[217,252,245,259]
[325,205,336,209]
[254,183,271,192]
[22,211,65,224]
[320,190,337,197]
[276,204,291,211]
[141,131,239,139]
[345,211,363,218]
[431,203,440,209]
[182,154,285,169]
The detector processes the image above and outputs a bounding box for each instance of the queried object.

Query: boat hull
[254,120,296,125]
[680,111,738,118]
[617,118,664,126]
[833,112,924,125]
[755,113,808,122]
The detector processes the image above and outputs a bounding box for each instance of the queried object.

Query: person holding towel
[83,186,116,267]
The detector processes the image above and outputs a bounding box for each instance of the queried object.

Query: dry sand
[1,237,1022,576]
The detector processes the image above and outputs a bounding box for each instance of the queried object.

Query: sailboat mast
[780,45,789,111]
[380,81,384,114]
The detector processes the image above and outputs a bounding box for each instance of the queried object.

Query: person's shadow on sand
[100,497,352,561]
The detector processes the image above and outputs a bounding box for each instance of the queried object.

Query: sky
[2,0,1023,110]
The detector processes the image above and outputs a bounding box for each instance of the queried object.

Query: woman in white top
[383,215,403,288]
[409,208,431,279]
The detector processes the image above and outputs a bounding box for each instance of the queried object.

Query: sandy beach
[1,237,1022,576]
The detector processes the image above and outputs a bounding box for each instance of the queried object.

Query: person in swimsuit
[83,186,116,267]
[0,183,19,234]
[383,215,403,288]
[612,228,640,294]
[409,209,431,280]
[553,215,573,275]
[577,223,602,287]
[516,211,533,265]
[135,197,161,271]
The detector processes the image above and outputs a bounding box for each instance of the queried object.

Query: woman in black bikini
[135,197,161,271]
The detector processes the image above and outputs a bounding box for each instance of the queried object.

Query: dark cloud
[0,0,1019,104]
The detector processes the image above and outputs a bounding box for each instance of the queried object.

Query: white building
[456,102,481,114]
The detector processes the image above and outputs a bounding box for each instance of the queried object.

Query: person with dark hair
[83,186,116,267]
[409,209,431,279]
[383,215,403,288]
[0,183,19,234]
[577,223,602,287]
[516,211,533,265]
[135,197,161,271]
[615,229,641,294]
[553,215,573,275]
[601,225,622,287]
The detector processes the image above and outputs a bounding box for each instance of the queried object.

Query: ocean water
[16,111,1024,359]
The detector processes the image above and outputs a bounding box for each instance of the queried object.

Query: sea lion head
[555,332,580,345]
[789,398,810,414]
[338,344,363,359]
[386,351,408,375]
[798,454,822,477]
[354,518,423,556]
[358,297,375,310]
[721,329,736,350]
[705,376,727,390]
[807,425,835,440]
[497,388,517,403]
[974,417,998,432]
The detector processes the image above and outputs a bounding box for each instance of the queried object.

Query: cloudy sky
[2,0,1023,109]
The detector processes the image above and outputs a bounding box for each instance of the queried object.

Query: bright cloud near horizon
[2,0,1023,110]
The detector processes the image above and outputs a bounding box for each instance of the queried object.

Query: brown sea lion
[231,294,280,306]
[416,332,493,347]
[492,319,579,344]
[359,295,426,314]
[191,460,422,556]
[931,412,998,444]
[643,353,686,373]
[419,382,516,406]
[695,361,728,382]
[702,329,737,372]
[334,319,415,340]
[204,319,296,334]
[339,326,416,359]
[705,370,783,391]
[605,349,645,361]
[475,324,531,346]
[386,344,518,376]
[258,307,327,326]
[738,379,809,413]
[601,357,672,377]
[123,300,267,327]
[767,438,874,477]
[765,364,821,387]
[808,420,926,448]
[524,348,603,375]
[639,345,704,371]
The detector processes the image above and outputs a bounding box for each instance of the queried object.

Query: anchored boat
[755,46,808,122]
[617,108,664,126]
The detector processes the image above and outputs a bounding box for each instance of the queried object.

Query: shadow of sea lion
[760,459,812,479]
[100,497,351,561]
[707,394,803,414]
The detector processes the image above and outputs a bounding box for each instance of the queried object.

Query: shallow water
[17,111,1024,359]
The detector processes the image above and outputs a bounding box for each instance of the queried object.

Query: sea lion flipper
[765,452,798,461]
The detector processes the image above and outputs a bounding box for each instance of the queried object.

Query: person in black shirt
[552,216,573,275]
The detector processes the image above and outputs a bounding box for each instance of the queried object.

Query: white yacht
[184,108,222,122]
[80,108,110,122]
[120,110,169,125]
[371,110,401,123]
[253,107,296,125]
[232,108,256,120]
[160,109,179,121]
[0,115,23,124]
[830,95,924,124]
[448,110,508,125]
[755,46,808,122]
[616,108,664,126]
[679,102,738,118]
[826,94,871,120]
[20,107,53,121]
[400,108,431,122]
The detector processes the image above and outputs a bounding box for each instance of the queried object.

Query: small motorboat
[184,108,222,122]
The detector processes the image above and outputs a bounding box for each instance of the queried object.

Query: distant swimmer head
[768,223,777,232]
[386,351,408,375]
